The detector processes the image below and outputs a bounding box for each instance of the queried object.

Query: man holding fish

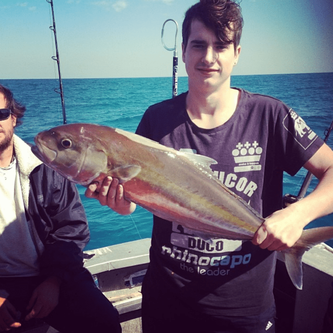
[83,0,333,332]
[0,84,121,332]
[87,0,333,332]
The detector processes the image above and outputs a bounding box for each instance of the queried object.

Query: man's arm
[253,143,333,251]
[25,276,61,321]
[32,165,90,281]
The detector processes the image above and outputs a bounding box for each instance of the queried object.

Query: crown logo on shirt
[232,141,262,172]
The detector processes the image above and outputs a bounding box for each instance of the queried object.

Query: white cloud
[112,1,127,12]
[15,3,36,11]
[92,1,128,12]
[144,0,174,3]
[92,1,109,7]
[16,2,28,7]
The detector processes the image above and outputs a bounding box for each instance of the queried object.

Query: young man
[0,84,121,333]
[86,0,333,332]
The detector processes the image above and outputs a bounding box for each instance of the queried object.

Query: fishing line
[129,214,143,239]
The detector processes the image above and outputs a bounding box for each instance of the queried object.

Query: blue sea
[1,73,333,249]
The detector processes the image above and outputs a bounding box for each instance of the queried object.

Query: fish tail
[283,226,333,290]
[283,249,305,290]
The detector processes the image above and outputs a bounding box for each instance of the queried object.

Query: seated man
[0,84,121,333]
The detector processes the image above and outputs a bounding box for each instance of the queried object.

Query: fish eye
[61,138,72,149]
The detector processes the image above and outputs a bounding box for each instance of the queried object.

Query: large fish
[32,123,333,290]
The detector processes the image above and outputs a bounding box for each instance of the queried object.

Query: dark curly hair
[0,84,25,127]
[182,0,244,52]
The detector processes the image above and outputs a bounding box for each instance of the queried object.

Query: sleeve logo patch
[283,109,318,150]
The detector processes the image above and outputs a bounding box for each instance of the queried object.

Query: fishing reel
[282,193,299,208]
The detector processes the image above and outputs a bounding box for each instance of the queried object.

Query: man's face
[0,93,16,153]
[182,19,241,92]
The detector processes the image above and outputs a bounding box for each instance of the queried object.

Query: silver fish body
[32,123,263,239]
[32,123,333,289]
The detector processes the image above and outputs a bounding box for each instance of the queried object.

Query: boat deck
[18,238,333,333]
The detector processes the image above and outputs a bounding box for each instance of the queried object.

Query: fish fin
[112,165,141,183]
[283,226,333,290]
[116,128,217,172]
[178,151,217,170]
[283,248,305,290]
[116,128,172,151]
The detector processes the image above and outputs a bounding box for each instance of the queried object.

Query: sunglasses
[0,109,12,121]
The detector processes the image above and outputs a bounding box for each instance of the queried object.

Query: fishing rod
[46,0,67,124]
[283,118,333,207]
[161,19,179,98]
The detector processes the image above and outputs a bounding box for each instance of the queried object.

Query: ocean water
[1,73,333,250]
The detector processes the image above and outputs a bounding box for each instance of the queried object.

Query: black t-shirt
[136,89,323,316]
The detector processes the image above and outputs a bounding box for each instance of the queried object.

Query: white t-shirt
[0,157,40,277]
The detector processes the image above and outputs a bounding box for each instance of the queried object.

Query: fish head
[32,124,108,186]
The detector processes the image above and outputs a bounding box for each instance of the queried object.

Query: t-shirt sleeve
[136,93,188,142]
[136,108,151,138]
[275,103,324,176]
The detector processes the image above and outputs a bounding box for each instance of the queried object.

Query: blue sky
[1,0,332,79]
